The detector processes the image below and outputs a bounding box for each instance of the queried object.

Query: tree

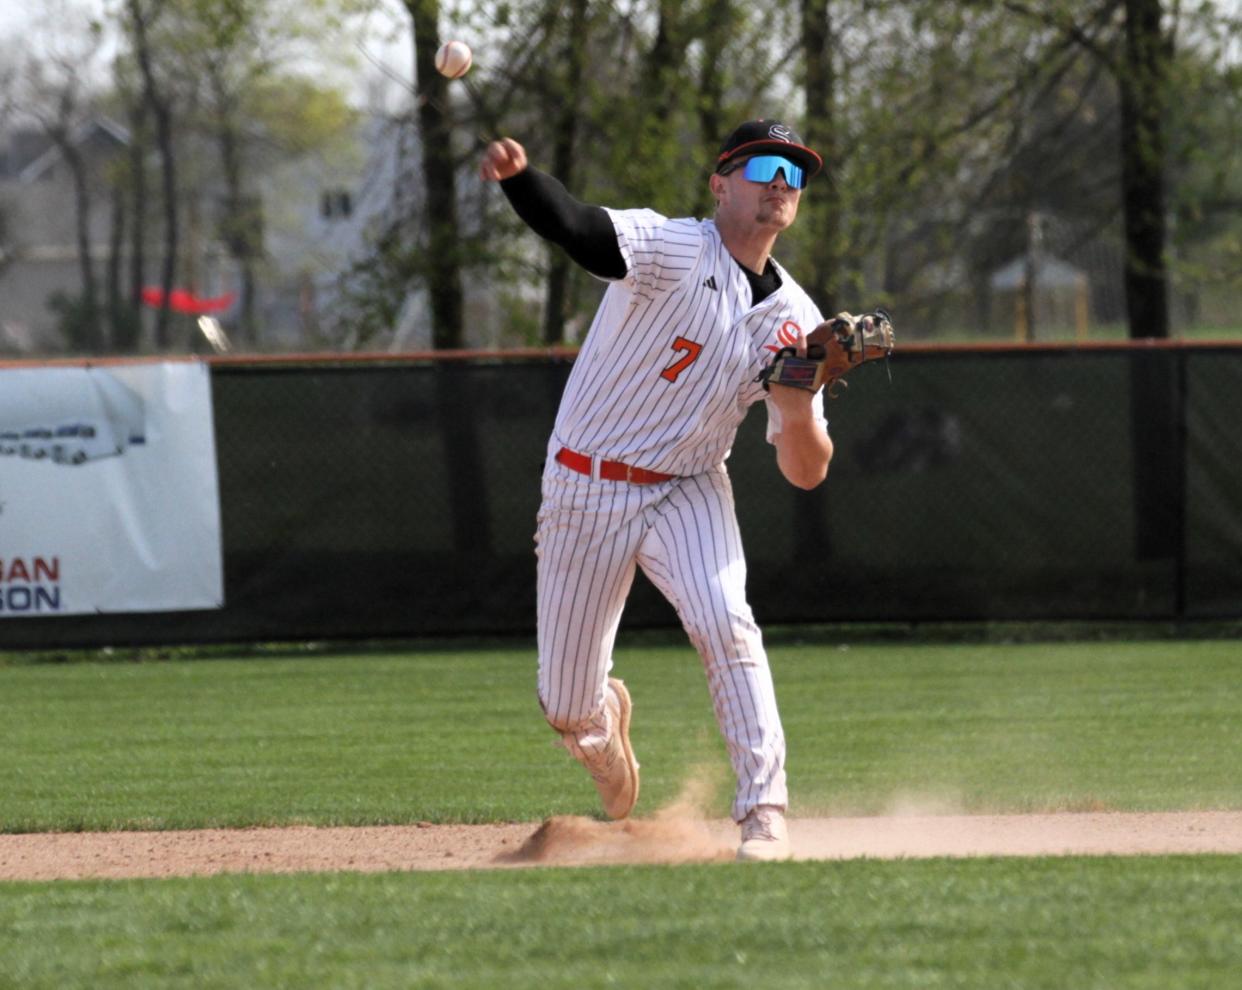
[408,0,464,349]
[1164,13,1242,312]
[462,0,801,339]
[112,62,148,352]
[540,0,589,345]
[994,0,1176,338]
[16,29,109,351]
[1118,0,1171,338]
[0,44,15,285]
[800,0,841,315]
[149,0,359,348]
[124,0,179,350]
[687,0,743,218]
[328,0,1239,351]
[196,0,268,346]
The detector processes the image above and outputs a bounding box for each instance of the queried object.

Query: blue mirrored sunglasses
[719,155,807,189]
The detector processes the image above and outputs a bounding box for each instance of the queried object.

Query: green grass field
[2,637,1239,830]
[1,635,1240,988]
[3,856,1241,989]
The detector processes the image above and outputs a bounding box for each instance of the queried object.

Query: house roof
[15,115,131,183]
[990,252,1085,290]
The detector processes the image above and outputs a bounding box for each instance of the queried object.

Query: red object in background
[140,288,236,314]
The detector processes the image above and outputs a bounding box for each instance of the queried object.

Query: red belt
[555,447,675,485]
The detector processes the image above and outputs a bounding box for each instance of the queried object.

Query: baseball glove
[758,309,895,396]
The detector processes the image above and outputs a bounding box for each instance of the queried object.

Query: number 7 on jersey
[660,336,704,383]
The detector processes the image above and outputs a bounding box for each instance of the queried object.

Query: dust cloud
[503,765,735,866]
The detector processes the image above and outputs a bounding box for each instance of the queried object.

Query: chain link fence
[6,344,1241,649]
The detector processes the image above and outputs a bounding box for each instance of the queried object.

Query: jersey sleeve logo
[764,320,802,353]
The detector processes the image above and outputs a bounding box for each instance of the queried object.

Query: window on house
[321,189,353,219]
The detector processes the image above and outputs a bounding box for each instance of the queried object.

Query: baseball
[435,40,472,79]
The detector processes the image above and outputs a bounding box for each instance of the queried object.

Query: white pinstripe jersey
[551,208,828,476]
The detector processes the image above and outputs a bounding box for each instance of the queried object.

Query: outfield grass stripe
[1,857,1240,989]
[0,640,1240,832]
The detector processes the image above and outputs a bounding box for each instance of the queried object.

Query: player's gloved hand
[758,308,895,396]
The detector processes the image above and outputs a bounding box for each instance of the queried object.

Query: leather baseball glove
[758,309,895,396]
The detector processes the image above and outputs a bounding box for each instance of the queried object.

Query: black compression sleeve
[500,168,627,280]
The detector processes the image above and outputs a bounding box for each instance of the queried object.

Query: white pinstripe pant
[535,455,787,822]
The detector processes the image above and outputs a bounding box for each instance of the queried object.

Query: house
[260,109,512,351]
[2,105,515,356]
[0,117,133,353]
[0,114,235,356]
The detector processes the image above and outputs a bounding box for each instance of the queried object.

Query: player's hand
[794,323,810,358]
[767,323,810,392]
[480,138,528,182]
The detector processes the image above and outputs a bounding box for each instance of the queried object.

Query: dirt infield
[2,811,1240,881]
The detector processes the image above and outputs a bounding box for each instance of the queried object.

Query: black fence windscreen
[5,346,1241,649]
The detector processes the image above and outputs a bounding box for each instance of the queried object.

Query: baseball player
[481,119,835,861]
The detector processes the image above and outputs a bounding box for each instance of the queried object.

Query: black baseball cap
[716,119,823,179]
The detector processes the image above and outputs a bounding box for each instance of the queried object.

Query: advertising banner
[0,362,224,617]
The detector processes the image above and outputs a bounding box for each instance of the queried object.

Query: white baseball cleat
[737,805,792,861]
[560,677,640,819]
[594,677,640,819]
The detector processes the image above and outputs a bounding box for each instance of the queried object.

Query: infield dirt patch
[2,811,1240,881]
